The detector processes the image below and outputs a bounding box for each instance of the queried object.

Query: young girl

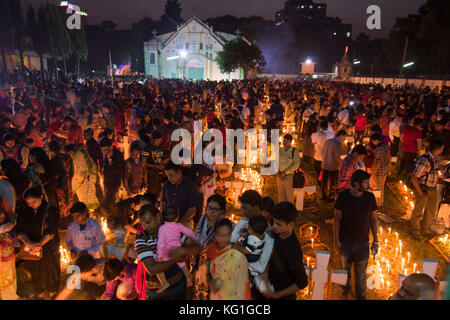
[156,206,196,293]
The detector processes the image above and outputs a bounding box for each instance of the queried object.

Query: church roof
[144,17,237,49]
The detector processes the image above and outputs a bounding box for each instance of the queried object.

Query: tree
[70,21,88,77]
[216,38,266,78]
[27,5,48,82]
[162,0,183,24]
[130,17,155,72]
[8,0,31,81]
[39,3,72,80]
[0,0,14,83]
[375,0,450,75]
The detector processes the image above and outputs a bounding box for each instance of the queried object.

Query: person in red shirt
[62,117,84,146]
[398,118,422,178]
[353,105,367,145]
[380,107,393,139]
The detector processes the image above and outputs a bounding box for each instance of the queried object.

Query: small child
[156,206,196,293]
[232,215,273,293]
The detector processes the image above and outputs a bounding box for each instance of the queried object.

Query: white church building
[144,17,243,81]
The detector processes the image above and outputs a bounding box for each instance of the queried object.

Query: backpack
[291,148,306,188]
[406,154,434,190]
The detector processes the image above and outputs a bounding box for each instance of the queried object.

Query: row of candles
[371,226,419,292]
[398,180,416,210]
[238,167,264,195]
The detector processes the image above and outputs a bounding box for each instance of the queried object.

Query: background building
[275,0,352,39]
[144,17,242,81]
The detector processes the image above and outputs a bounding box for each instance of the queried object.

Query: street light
[305,59,312,65]
[180,50,187,58]
[403,62,414,68]
[353,61,361,65]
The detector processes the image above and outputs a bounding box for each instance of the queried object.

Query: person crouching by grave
[124,141,147,198]
[114,194,143,236]
[390,273,438,300]
[261,201,308,300]
[55,254,105,300]
[156,206,197,293]
[65,202,106,259]
[101,258,138,300]
[334,170,379,300]
[103,218,137,262]
[277,134,301,204]
[134,205,202,300]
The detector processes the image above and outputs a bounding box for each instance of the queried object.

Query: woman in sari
[206,218,251,300]
[0,197,18,300]
[194,195,230,300]
[16,187,60,299]
[70,144,99,211]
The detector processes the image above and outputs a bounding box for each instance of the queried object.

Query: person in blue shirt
[65,202,106,259]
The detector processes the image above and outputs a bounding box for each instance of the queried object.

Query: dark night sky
[22,0,427,38]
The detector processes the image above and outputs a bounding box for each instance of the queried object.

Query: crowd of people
[0,77,448,300]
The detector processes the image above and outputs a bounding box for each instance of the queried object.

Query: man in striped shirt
[134,205,201,300]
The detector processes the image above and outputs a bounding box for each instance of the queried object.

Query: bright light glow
[305,59,312,65]
[403,62,414,68]
[60,1,68,6]
[167,55,180,61]
[353,61,361,65]
[180,50,187,58]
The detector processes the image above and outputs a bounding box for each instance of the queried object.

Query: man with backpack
[277,134,300,204]
[409,140,445,240]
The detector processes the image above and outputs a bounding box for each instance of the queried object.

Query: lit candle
[311,238,315,247]
[387,281,390,290]
[401,257,405,270]
[310,226,313,235]
[413,263,417,273]
[388,227,392,235]
[386,262,390,274]
[395,247,398,257]
[380,278,384,290]
[307,257,310,268]
[407,252,410,264]
[395,232,399,241]
[399,240,402,254]
[444,234,448,246]
[404,268,408,275]
[379,227,383,237]
[384,239,388,249]
[399,180,403,184]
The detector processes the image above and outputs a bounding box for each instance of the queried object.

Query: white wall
[350,77,446,88]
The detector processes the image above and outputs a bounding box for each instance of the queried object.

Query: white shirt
[337,109,349,125]
[389,118,401,141]
[312,130,334,161]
